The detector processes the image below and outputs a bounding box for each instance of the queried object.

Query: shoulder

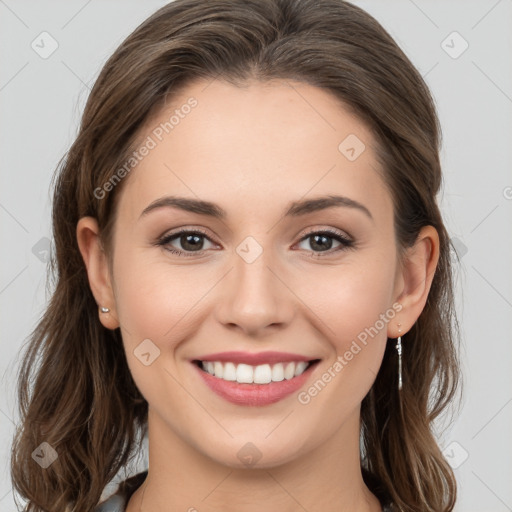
[94,471,148,512]
[95,493,126,512]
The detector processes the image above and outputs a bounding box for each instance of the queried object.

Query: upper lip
[193,351,318,366]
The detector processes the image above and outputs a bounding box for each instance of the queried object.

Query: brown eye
[157,229,216,257]
[296,229,354,255]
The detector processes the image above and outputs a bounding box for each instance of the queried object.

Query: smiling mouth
[193,359,321,385]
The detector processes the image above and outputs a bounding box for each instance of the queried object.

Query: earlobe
[76,217,120,330]
[389,225,440,338]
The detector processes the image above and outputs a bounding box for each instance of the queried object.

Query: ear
[388,225,440,338]
[76,216,120,330]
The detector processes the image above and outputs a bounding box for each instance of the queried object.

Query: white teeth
[236,363,253,383]
[253,364,272,384]
[294,361,308,376]
[223,362,237,381]
[214,361,224,378]
[284,362,295,380]
[271,363,284,382]
[200,360,311,384]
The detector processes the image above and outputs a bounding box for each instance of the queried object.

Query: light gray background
[1,1,511,511]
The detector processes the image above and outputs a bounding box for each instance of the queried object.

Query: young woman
[11,0,461,511]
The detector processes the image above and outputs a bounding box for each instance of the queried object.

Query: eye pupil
[181,233,203,251]
[310,234,332,252]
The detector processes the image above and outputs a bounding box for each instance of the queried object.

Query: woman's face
[103,79,405,467]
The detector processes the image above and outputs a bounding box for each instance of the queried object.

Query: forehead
[117,78,392,222]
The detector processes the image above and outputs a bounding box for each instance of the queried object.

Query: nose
[214,247,296,337]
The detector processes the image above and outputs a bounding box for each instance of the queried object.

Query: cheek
[292,276,395,423]
[298,256,396,344]
[112,246,214,346]
[111,248,208,403]
[293,254,397,397]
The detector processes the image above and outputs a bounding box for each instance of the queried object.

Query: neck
[127,408,382,512]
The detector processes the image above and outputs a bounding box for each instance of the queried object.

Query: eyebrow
[139,194,373,221]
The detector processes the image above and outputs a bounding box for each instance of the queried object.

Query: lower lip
[193,362,318,406]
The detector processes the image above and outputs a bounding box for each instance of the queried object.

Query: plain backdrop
[1,1,511,511]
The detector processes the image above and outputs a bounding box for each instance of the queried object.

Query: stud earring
[100,307,110,313]
[396,323,403,391]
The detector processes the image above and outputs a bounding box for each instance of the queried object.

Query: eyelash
[155,227,355,258]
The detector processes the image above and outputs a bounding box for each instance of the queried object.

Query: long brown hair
[11,1,461,510]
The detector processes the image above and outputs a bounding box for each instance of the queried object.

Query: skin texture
[77,79,439,512]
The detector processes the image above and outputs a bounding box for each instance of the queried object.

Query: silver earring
[396,323,403,391]
[100,307,110,313]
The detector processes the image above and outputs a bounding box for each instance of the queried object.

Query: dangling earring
[396,323,403,391]
[100,306,110,313]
